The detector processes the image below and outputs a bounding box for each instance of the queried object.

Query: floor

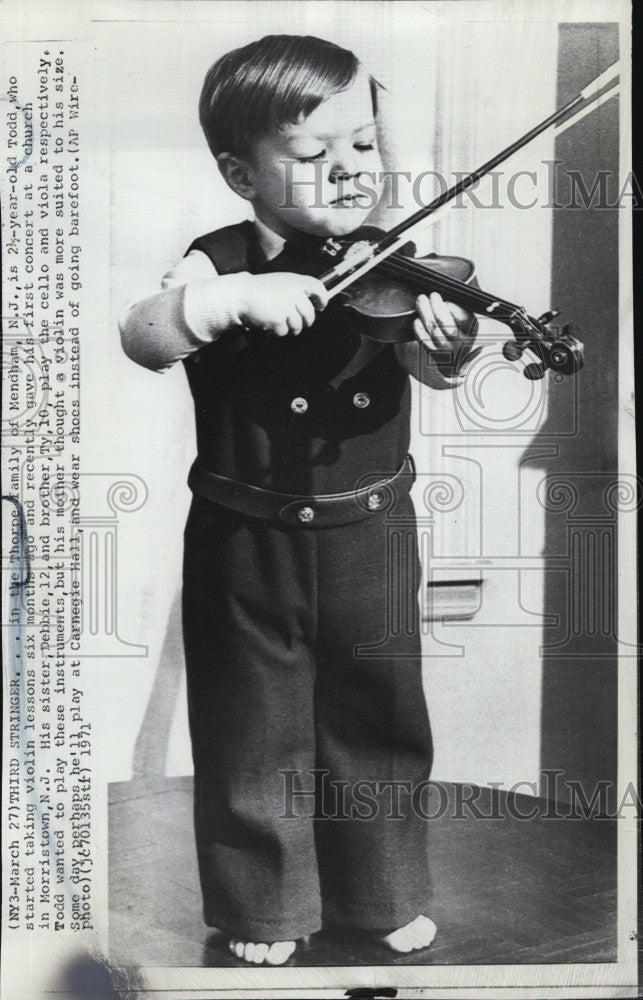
[108,778,616,968]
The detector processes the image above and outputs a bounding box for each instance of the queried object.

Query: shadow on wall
[132,588,185,782]
[530,23,621,806]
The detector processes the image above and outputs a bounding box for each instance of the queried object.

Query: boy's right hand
[237,273,329,337]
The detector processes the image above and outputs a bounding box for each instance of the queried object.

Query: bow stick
[320,60,621,297]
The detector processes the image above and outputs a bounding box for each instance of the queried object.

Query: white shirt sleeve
[119,249,252,373]
[161,249,220,287]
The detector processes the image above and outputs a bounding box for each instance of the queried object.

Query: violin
[263,226,584,381]
[336,234,585,381]
[260,59,620,380]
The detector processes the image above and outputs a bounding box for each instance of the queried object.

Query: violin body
[338,250,476,344]
[259,225,584,378]
[260,225,477,344]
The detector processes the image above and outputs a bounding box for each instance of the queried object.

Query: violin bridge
[324,240,378,284]
[336,240,376,273]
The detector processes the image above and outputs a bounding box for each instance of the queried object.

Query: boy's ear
[216,153,256,201]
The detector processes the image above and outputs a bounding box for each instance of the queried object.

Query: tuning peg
[538,309,560,325]
[549,344,572,370]
[502,340,524,362]
[524,361,546,380]
[551,329,584,375]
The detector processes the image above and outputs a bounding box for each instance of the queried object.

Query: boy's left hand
[413,292,477,358]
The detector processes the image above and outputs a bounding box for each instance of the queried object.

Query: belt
[188,455,416,528]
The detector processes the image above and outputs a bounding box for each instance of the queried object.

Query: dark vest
[183,222,411,495]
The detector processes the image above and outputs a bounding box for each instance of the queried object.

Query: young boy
[120,34,477,966]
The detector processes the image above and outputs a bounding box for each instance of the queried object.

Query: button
[291,397,308,414]
[367,491,383,510]
[297,506,315,524]
[353,392,370,409]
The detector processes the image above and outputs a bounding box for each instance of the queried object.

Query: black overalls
[182,222,433,940]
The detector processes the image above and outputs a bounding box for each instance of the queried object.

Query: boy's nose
[328,146,360,182]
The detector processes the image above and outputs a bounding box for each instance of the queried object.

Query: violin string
[364,256,548,341]
[383,258,516,311]
[380,256,524,317]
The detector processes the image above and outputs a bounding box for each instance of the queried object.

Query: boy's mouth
[329,193,370,208]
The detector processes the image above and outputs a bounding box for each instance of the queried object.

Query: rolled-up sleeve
[119,250,251,372]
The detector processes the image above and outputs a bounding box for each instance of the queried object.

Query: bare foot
[380,914,437,953]
[228,939,297,965]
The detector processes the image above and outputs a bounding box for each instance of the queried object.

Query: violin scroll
[262,229,585,381]
[502,320,584,380]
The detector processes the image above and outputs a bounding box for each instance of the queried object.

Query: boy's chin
[318,207,376,238]
[282,206,376,242]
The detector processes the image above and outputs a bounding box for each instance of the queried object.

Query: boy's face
[244,68,383,240]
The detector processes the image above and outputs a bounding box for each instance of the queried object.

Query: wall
[405,14,558,788]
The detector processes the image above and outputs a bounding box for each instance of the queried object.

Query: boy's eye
[296,150,326,163]
[355,143,374,152]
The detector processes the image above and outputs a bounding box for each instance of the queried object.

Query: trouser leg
[313,496,434,930]
[182,499,321,940]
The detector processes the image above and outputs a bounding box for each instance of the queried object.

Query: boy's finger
[413,316,443,351]
[429,292,460,341]
[302,276,329,311]
[416,295,449,350]
[416,294,435,333]
[287,309,304,336]
[298,294,317,328]
[412,316,428,343]
[447,301,471,326]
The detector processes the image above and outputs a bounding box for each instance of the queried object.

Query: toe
[405,927,425,948]
[254,943,269,964]
[407,920,430,946]
[418,915,438,947]
[232,940,245,959]
[411,915,437,948]
[404,916,437,950]
[266,941,296,965]
[381,916,437,953]
[244,943,256,963]
[381,927,414,953]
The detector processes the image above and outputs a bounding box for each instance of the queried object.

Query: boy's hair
[199,34,378,159]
